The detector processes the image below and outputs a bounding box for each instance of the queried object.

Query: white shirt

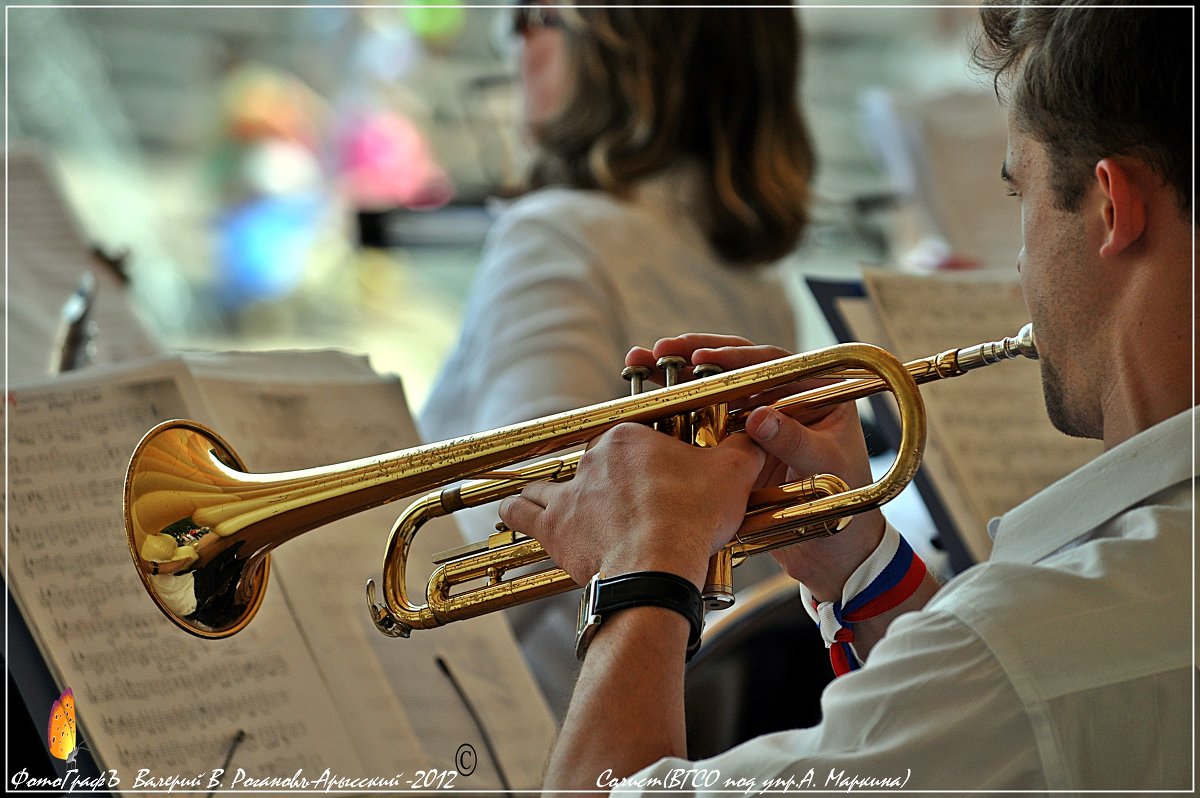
[419,173,797,443]
[619,406,1196,794]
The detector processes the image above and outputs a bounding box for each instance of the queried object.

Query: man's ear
[1094,158,1147,258]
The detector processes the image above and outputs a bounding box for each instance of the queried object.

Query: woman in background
[419,2,815,716]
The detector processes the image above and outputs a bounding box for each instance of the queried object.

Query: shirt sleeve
[423,200,629,438]
[608,609,1045,794]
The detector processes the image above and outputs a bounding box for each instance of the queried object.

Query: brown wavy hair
[525,1,815,266]
[972,0,1191,216]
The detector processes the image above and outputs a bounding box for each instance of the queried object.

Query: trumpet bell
[123,420,269,637]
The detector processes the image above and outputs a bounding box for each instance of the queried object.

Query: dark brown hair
[972,0,1191,215]
[527,1,815,265]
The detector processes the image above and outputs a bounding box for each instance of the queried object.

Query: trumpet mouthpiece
[955,324,1038,372]
[1012,323,1038,360]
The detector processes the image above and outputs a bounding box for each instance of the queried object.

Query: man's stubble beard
[1039,355,1099,440]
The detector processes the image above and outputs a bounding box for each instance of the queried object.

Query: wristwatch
[574,571,704,662]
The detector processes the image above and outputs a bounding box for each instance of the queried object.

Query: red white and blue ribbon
[800,524,927,676]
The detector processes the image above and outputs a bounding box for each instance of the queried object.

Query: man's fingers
[626,337,798,397]
[744,406,806,465]
[720,431,769,475]
[651,333,755,359]
[518,480,557,508]
[498,494,545,535]
[626,336,757,369]
[625,346,657,369]
[690,343,790,366]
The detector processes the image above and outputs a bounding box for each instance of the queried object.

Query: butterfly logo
[47,688,83,764]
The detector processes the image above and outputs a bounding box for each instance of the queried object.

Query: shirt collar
[989,406,1198,564]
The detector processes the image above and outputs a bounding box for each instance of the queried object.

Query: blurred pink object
[900,235,984,272]
[935,253,984,271]
[338,111,455,211]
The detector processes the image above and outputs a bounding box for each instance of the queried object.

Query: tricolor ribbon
[800,524,927,676]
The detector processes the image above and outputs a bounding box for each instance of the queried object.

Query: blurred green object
[405,1,466,44]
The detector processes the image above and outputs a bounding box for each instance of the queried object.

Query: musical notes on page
[190,369,556,788]
[188,371,435,773]
[5,358,366,783]
[7,350,556,790]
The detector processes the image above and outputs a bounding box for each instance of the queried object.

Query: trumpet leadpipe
[726,323,1037,431]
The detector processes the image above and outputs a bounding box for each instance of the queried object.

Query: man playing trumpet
[499,0,1195,791]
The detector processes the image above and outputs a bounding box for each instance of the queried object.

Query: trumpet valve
[621,365,652,395]
[702,548,736,611]
[690,364,727,448]
[655,356,690,439]
[656,355,688,386]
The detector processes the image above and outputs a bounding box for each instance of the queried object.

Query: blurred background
[5,1,1017,412]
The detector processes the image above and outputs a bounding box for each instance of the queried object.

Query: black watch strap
[576,571,704,662]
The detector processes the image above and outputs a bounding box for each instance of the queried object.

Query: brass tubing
[728,324,1036,431]
[366,347,924,636]
[692,365,733,609]
[371,472,853,637]
[125,327,1036,639]
[372,455,581,635]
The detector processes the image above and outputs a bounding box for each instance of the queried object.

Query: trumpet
[123,325,1037,640]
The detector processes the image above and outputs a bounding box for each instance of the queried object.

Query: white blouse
[419,173,797,443]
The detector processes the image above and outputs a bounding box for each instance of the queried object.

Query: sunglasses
[512,5,566,38]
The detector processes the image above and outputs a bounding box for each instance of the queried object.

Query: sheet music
[4,147,91,258]
[192,364,556,789]
[182,348,380,383]
[862,269,1102,558]
[185,368,434,775]
[4,149,163,380]
[835,294,985,560]
[6,349,557,790]
[4,359,367,789]
[903,90,1021,271]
